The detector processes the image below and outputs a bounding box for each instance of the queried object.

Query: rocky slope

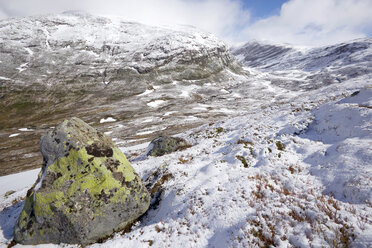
[0,12,244,175]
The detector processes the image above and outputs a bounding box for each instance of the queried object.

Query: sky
[0,0,371,46]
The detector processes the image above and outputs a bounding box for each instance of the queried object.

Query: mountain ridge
[233,37,372,71]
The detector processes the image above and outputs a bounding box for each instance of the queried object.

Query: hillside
[0,12,244,175]
[1,76,371,247]
[232,39,372,91]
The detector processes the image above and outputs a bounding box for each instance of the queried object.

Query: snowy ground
[0,76,371,247]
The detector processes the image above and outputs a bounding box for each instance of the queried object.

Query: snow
[9,133,20,138]
[24,47,34,56]
[183,116,198,121]
[0,169,39,198]
[164,111,177,116]
[16,63,28,72]
[193,107,208,111]
[1,77,371,247]
[141,117,156,123]
[0,76,10,80]
[147,100,167,108]
[180,90,190,98]
[136,130,155,136]
[138,89,154,96]
[298,89,372,204]
[220,89,230,94]
[99,117,116,123]
[18,128,33,132]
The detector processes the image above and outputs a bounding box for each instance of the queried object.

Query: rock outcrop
[147,135,190,157]
[14,117,150,245]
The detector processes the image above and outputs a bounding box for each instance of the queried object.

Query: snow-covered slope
[233,39,372,90]
[0,12,244,176]
[0,11,239,86]
[233,39,372,72]
[1,77,371,248]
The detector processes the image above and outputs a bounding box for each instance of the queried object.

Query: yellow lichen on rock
[14,117,150,245]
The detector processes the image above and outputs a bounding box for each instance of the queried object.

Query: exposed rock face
[147,136,190,157]
[14,117,150,245]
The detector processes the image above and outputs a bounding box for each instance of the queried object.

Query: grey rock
[147,135,190,157]
[14,117,150,245]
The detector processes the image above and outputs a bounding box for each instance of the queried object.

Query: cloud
[0,7,8,19]
[0,0,371,46]
[240,0,372,46]
[0,12,7,19]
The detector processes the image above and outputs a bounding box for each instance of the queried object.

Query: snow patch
[0,169,39,197]
[100,117,116,123]
[180,90,190,98]
[164,111,177,116]
[136,130,155,136]
[0,76,11,81]
[138,89,154,96]
[24,47,34,56]
[16,63,28,72]
[220,89,230,94]
[147,100,167,108]
[18,128,33,132]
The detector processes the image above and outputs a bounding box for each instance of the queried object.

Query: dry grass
[236,173,361,247]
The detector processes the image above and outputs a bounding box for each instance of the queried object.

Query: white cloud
[240,0,372,46]
[0,7,8,19]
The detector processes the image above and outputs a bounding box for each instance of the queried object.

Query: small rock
[14,117,150,245]
[146,135,190,157]
[4,190,16,197]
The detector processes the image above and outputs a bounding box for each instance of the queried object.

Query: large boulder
[147,135,190,157]
[14,117,150,245]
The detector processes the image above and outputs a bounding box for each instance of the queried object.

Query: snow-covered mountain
[233,39,372,71]
[0,12,244,175]
[0,11,240,86]
[233,39,372,90]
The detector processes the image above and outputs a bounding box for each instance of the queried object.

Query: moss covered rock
[14,117,150,245]
[147,135,190,157]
